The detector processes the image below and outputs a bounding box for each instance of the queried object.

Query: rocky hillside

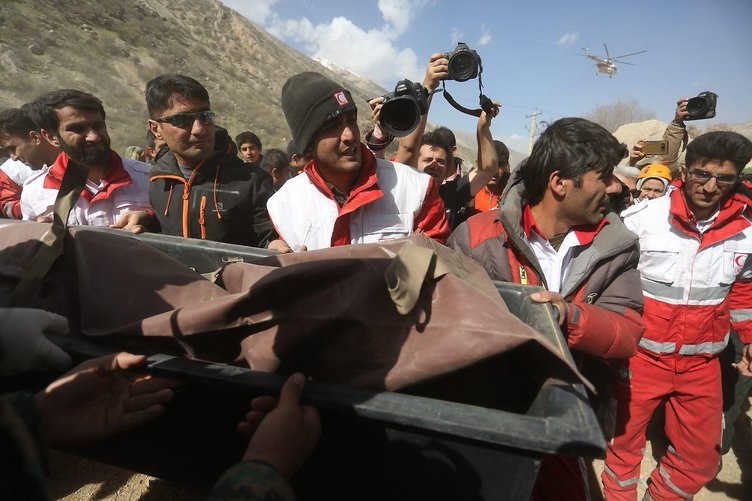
[0,0,392,153]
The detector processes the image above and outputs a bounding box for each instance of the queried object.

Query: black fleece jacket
[149,128,276,248]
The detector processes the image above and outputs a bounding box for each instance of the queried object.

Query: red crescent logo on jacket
[334,91,348,106]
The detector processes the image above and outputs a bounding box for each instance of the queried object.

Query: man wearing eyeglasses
[145,74,276,247]
[603,131,752,501]
[19,90,155,232]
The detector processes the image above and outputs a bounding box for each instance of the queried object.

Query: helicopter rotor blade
[612,50,647,59]
[613,60,636,66]
[603,43,611,59]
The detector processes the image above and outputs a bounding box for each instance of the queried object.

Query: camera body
[444,42,481,82]
[685,91,718,121]
[380,79,429,137]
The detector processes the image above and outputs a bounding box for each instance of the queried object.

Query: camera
[379,79,429,137]
[444,42,481,82]
[685,91,717,121]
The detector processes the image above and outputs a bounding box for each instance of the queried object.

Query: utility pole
[525,110,542,154]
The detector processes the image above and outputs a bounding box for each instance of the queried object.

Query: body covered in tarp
[0,220,587,406]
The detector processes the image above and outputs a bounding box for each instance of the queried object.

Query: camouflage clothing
[208,459,295,501]
[1,391,51,500]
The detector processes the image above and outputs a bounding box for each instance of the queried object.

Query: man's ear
[680,165,687,183]
[40,129,60,148]
[147,119,163,141]
[549,170,567,197]
[28,130,42,144]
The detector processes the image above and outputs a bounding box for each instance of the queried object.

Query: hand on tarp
[238,373,321,480]
[33,352,176,446]
[529,291,568,326]
[0,308,73,377]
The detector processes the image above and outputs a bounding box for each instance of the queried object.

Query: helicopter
[581,43,647,78]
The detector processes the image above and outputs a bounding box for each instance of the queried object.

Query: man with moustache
[145,74,275,247]
[20,90,155,232]
[266,71,449,252]
[603,132,752,501]
[448,117,645,500]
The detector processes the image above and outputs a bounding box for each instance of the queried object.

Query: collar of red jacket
[521,202,608,246]
[303,143,383,215]
[668,179,752,242]
[44,151,131,203]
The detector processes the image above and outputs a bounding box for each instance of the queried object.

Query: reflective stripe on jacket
[622,182,752,356]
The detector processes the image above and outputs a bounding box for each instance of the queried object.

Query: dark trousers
[720,330,752,454]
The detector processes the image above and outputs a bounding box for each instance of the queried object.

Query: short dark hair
[26,89,106,133]
[144,74,210,118]
[494,140,510,168]
[685,131,752,174]
[522,117,627,205]
[235,131,261,150]
[259,148,289,174]
[433,126,456,148]
[421,129,452,154]
[0,108,38,137]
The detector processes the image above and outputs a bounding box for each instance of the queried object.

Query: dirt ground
[50,398,751,500]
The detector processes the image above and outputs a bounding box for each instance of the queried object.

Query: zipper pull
[519,266,528,285]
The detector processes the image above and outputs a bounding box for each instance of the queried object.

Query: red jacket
[623,183,752,364]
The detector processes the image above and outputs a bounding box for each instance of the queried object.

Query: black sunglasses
[155,110,216,128]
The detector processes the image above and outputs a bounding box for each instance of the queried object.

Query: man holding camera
[603,131,752,501]
[266,71,449,252]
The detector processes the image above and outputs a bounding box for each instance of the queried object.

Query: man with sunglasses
[603,131,752,501]
[146,74,275,247]
[19,90,155,232]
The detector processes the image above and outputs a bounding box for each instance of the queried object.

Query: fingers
[129,374,179,396]
[250,395,279,412]
[123,387,174,413]
[278,373,305,410]
[112,352,147,372]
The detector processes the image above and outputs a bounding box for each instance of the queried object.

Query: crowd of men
[2,50,752,500]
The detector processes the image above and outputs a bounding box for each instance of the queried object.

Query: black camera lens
[686,96,708,116]
[448,51,478,82]
[380,98,420,137]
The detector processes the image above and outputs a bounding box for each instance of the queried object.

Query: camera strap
[439,65,493,117]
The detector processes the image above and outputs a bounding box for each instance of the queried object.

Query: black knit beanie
[281,72,358,152]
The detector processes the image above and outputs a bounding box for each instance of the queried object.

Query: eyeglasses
[687,168,738,188]
[155,110,215,128]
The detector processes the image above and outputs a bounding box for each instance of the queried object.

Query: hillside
[0,0,392,153]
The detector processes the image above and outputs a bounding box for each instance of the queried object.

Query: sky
[221,0,752,153]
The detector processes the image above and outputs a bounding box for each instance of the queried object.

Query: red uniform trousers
[602,353,722,500]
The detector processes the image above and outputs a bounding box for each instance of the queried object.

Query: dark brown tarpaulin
[0,221,587,400]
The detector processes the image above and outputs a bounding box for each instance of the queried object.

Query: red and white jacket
[622,182,752,361]
[0,158,34,219]
[267,144,449,250]
[20,151,152,225]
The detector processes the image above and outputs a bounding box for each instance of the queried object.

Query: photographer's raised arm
[660,97,689,174]
[394,53,448,167]
[467,101,500,196]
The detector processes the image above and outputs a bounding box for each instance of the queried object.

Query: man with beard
[20,90,155,232]
[448,117,644,501]
[145,74,275,247]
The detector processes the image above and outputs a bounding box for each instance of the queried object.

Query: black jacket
[149,128,276,248]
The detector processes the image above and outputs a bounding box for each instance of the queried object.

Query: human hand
[529,290,568,326]
[478,100,501,128]
[628,141,646,166]
[733,343,752,377]
[423,52,449,92]
[109,211,155,234]
[36,214,53,223]
[34,352,176,445]
[239,373,321,480]
[674,98,689,124]
[267,239,304,253]
[369,96,385,126]
[0,308,72,377]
